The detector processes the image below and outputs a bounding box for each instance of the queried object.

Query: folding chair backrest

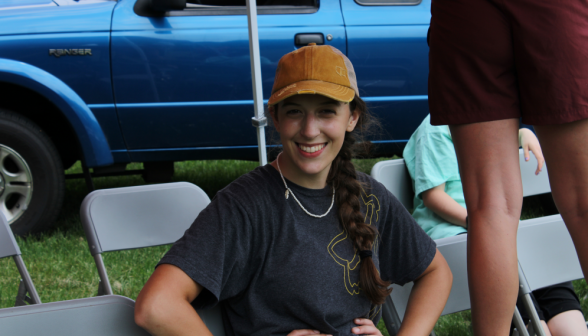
[370,150,548,209]
[0,295,148,336]
[0,213,41,306]
[81,182,210,255]
[81,182,211,296]
[0,294,225,336]
[519,148,551,197]
[517,215,583,292]
[370,159,413,209]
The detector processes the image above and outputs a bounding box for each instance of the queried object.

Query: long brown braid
[326,96,391,305]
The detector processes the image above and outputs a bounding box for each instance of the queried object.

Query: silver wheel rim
[0,144,33,224]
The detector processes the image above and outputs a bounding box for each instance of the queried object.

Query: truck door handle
[295,33,325,46]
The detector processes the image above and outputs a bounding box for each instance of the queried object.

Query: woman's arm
[135,264,213,336]
[397,249,452,336]
[421,183,467,227]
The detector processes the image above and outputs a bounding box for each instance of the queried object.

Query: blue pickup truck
[0,0,430,234]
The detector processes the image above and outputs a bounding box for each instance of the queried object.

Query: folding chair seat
[80,182,225,335]
[0,212,41,306]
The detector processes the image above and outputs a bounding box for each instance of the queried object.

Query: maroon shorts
[428,0,588,126]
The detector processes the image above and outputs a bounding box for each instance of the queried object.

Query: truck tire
[0,109,64,236]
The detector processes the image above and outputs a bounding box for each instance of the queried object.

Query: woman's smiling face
[271,94,359,189]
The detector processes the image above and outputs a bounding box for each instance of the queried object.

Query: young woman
[134,44,452,336]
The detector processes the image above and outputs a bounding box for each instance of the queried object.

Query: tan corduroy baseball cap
[268,44,359,106]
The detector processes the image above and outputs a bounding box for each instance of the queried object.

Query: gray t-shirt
[158,164,436,336]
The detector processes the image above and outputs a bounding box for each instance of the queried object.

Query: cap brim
[268,80,355,106]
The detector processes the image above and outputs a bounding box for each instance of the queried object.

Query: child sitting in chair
[403,114,587,336]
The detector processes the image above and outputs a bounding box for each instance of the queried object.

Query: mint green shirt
[402,115,467,240]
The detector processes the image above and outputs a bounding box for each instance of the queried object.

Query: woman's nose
[300,114,320,138]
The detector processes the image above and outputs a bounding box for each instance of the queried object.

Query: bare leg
[534,119,588,280]
[547,310,588,336]
[450,118,522,335]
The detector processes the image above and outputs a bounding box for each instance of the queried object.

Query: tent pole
[245,0,268,166]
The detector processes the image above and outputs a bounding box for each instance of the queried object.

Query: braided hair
[326,96,391,305]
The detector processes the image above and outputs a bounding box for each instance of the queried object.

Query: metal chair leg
[82,161,94,192]
[382,296,402,336]
[15,280,33,306]
[13,255,41,306]
[513,307,530,336]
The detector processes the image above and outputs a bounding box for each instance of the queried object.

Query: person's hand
[287,330,331,336]
[519,128,545,175]
[351,318,383,336]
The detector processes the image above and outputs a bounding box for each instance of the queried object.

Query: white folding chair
[372,148,548,336]
[0,212,41,306]
[517,215,585,335]
[81,182,210,295]
[0,295,149,336]
[80,182,225,336]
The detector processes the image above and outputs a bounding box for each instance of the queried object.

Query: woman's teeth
[299,144,325,153]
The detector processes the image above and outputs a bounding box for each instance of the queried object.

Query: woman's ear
[269,105,280,132]
[347,108,360,132]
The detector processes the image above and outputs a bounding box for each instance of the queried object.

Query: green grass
[0,158,585,336]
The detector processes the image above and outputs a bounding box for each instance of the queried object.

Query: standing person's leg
[509,0,588,307]
[534,121,588,283]
[449,119,522,335]
[430,0,522,332]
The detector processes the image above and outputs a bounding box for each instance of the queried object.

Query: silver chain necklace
[275,153,335,218]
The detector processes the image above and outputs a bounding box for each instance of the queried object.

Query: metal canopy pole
[245,0,268,166]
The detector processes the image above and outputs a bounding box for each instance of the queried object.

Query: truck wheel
[0,109,64,236]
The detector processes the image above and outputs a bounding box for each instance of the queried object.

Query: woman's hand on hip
[352,318,383,336]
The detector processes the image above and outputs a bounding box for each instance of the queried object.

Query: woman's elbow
[135,289,171,332]
[435,252,453,294]
[135,293,157,330]
[421,249,453,292]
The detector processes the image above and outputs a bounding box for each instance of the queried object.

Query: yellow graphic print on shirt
[327,186,381,296]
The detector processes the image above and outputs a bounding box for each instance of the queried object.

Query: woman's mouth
[296,142,327,157]
[298,143,326,153]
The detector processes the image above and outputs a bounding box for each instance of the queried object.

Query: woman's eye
[286,109,302,115]
[321,109,336,115]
